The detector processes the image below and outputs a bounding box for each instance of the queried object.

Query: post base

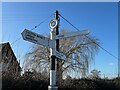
[48,85,58,90]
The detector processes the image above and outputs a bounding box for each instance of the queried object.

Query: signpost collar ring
[49,19,58,30]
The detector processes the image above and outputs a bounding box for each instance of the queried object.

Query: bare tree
[90,69,101,79]
[23,29,99,81]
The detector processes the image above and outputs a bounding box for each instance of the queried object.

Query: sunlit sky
[1,2,118,78]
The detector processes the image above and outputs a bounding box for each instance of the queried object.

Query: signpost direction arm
[21,29,54,48]
[55,30,90,39]
[55,51,66,61]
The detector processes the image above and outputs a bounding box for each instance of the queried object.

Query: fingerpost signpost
[21,10,90,90]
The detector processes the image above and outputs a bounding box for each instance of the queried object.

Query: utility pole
[55,10,60,85]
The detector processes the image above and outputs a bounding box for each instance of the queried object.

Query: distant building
[0,42,21,78]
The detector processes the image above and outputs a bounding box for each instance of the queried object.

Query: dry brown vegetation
[2,71,120,90]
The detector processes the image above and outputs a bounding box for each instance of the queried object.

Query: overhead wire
[59,14,118,60]
[10,13,118,60]
[11,13,53,45]
[31,13,53,30]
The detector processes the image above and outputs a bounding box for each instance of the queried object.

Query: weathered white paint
[55,51,66,60]
[21,29,54,48]
[50,70,56,86]
[50,30,56,56]
[55,30,90,39]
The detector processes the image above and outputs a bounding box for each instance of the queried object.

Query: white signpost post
[21,11,90,90]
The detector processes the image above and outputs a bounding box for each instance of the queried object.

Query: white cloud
[109,62,114,66]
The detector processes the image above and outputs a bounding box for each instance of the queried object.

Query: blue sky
[1,2,118,78]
